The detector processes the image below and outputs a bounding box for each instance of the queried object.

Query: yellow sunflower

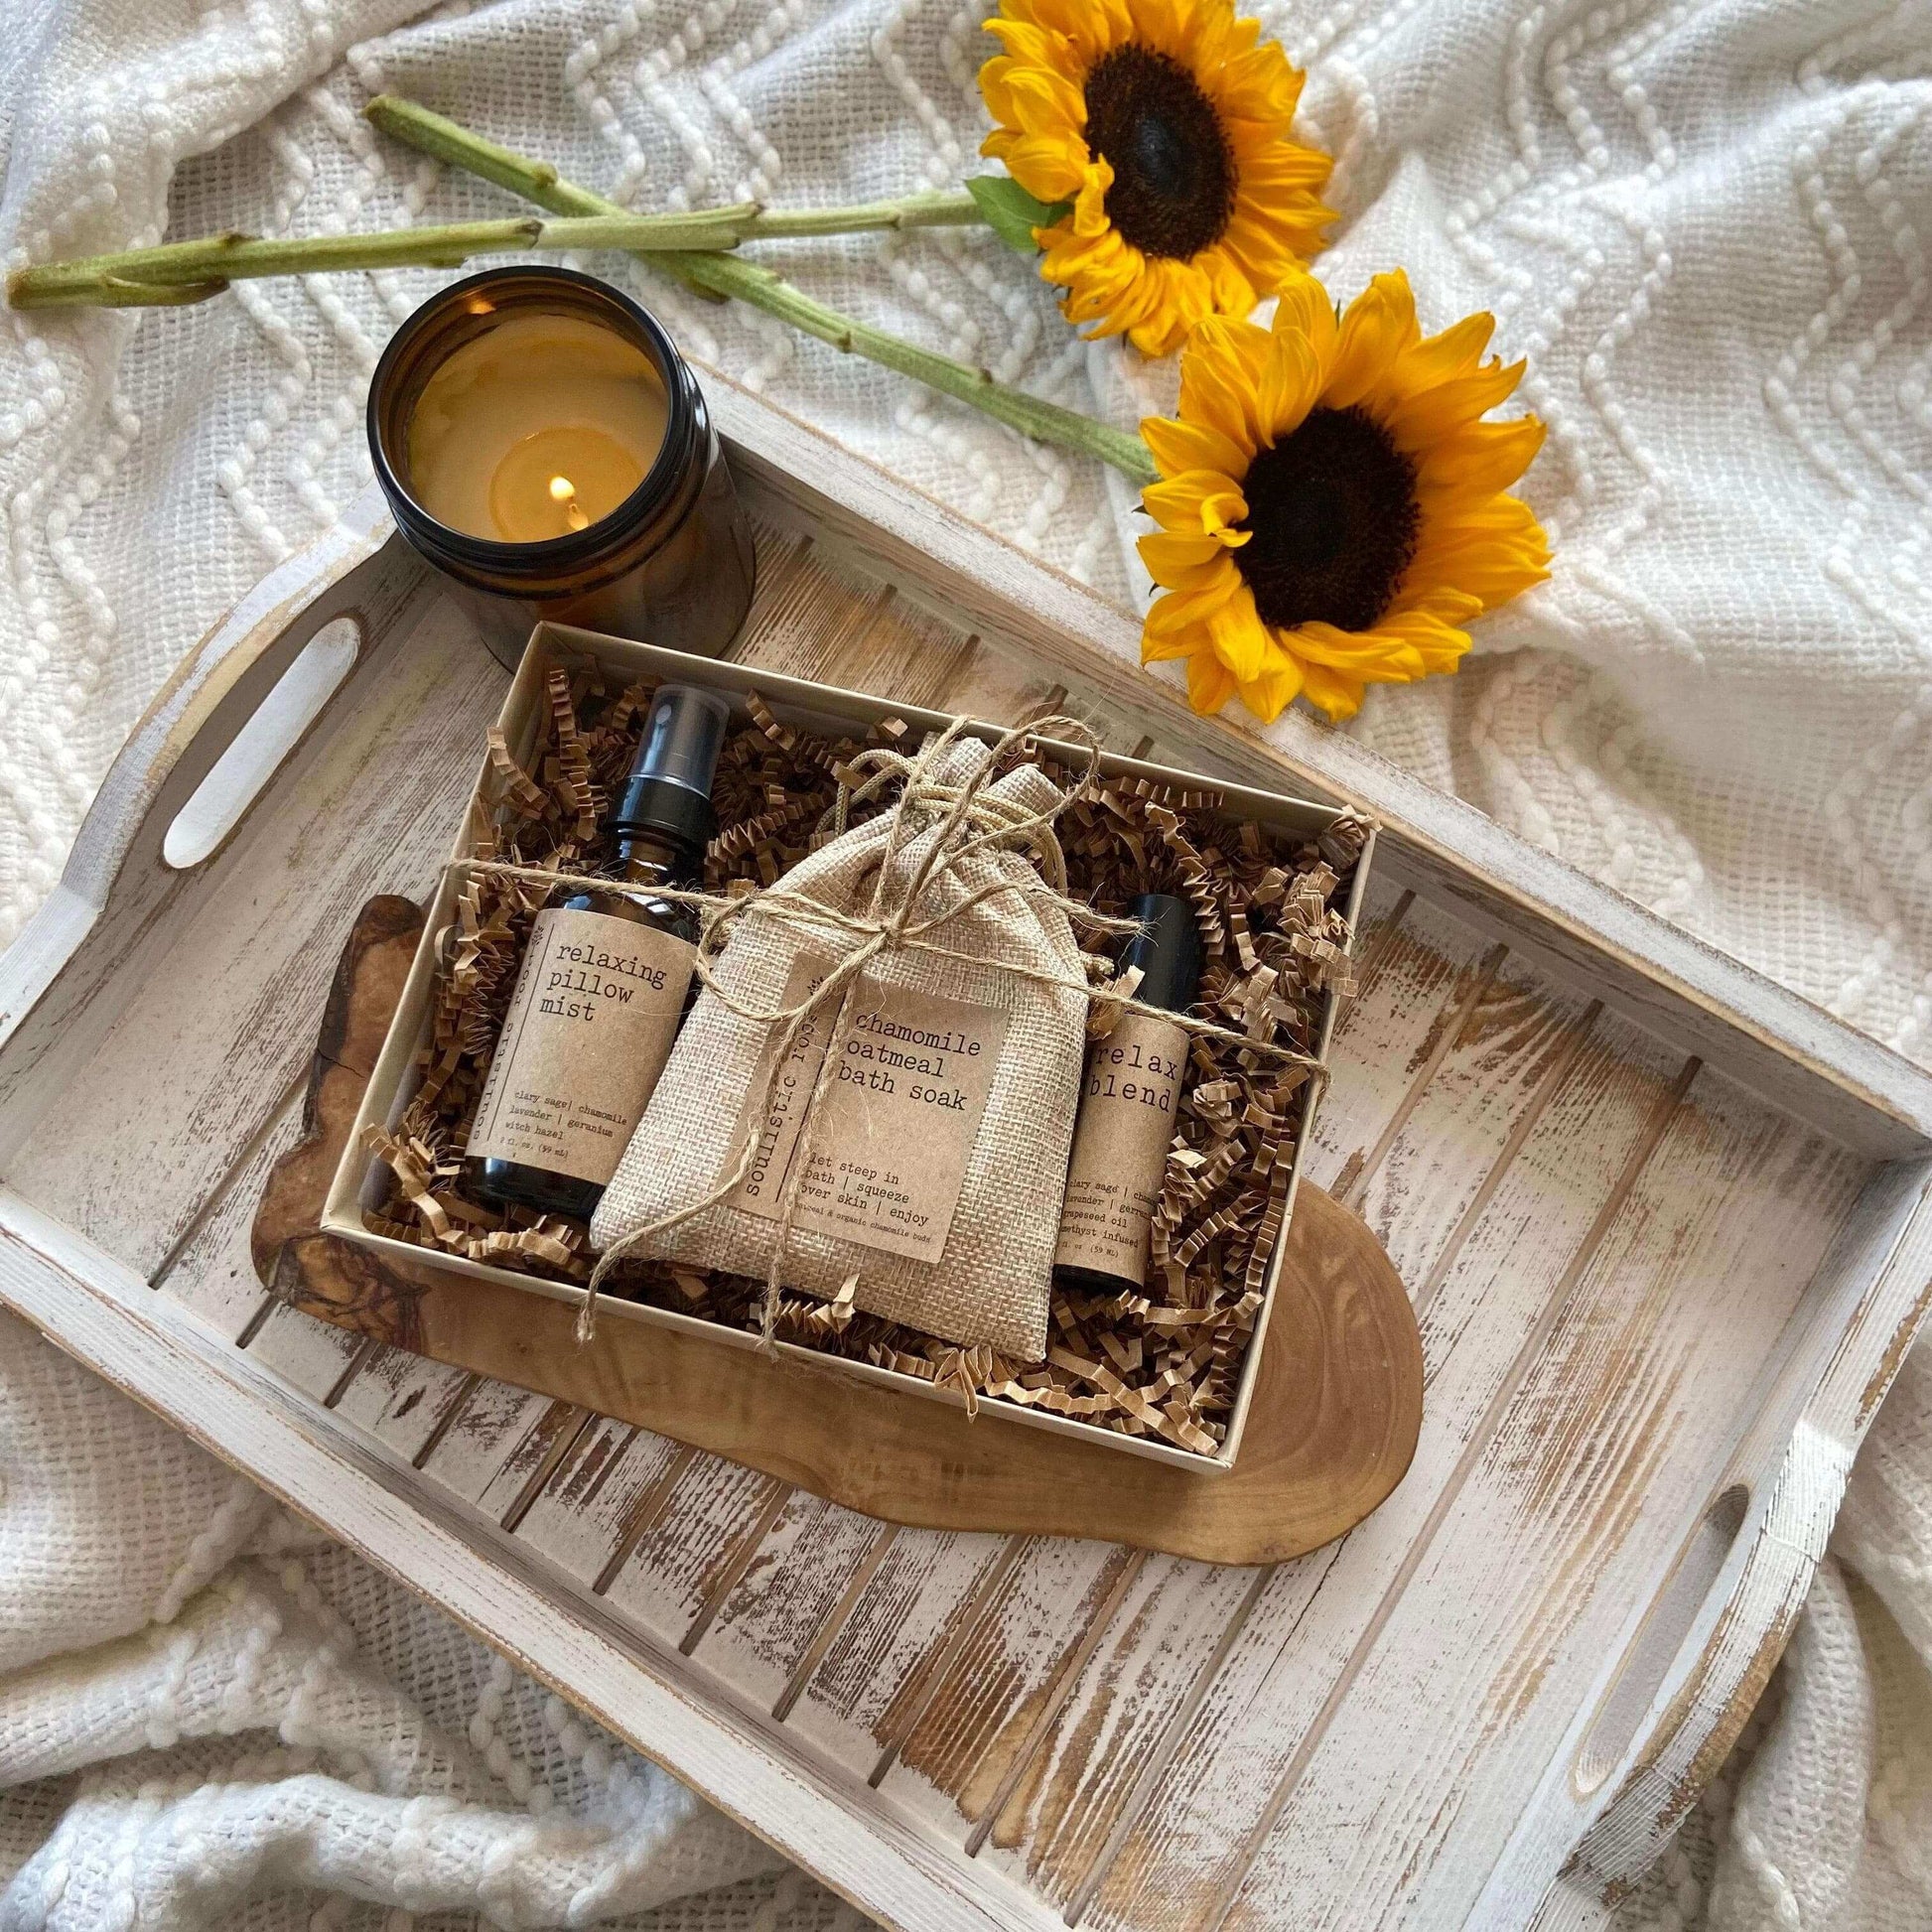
[1138,270,1550,723]
[978,0,1333,357]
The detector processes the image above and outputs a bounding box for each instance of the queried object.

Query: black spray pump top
[609,684,732,856]
[1117,893,1201,1014]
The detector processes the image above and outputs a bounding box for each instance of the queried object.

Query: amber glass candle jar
[368,266,756,667]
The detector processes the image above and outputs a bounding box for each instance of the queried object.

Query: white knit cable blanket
[0,1308,881,1932]
[1,0,1929,1925]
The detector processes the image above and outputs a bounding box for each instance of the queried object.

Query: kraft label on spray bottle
[469,907,696,1187]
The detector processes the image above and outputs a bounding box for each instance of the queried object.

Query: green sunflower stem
[365,96,988,243]
[4,200,992,313]
[4,95,985,313]
[365,97,1161,488]
[675,255,1159,483]
[5,212,735,309]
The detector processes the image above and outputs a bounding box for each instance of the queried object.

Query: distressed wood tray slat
[4,371,1932,1932]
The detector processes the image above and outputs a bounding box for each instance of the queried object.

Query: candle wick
[549,473,589,533]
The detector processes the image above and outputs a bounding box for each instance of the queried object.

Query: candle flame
[465,295,495,316]
[549,474,589,531]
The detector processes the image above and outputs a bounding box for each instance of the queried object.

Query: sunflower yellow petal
[1142,578,1243,639]
[1366,609,1475,675]
[1143,470,1243,530]
[1133,0,1198,61]
[1404,548,1548,610]
[1041,226,1127,282]
[1008,0,1085,35]
[1407,499,1551,608]
[1140,413,1252,482]
[1064,0,1133,61]
[1269,271,1338,363]
[1293,658,1370,720]
[1055,240,1152,323]
[1140,625,1198,665]
[1185,0,1236,69]
[1216,224,1296,289]
[1185,647,1239,715]
[1409,493,1547,542]
[1386,584,1487,629]
[997,64,1086,135]
[1391,311,1496,389]
[1254,324,1320,442]
[1206,577,1272,682]
[1179,317,1272,447]
[1226,217,1332,284]
[1200,247,1258,319]
[1381,359,1529,449]
[1283,621,1429,676]
[999,135,1088,201]
[1304,606,1474,677]
[1235,648,1305,723]
[978,60,1021,123]
[1236,146,1335,188]
[1412,414,1546,500]
[1139,532,1243,585]
[1124,261,1214,355]
[981,18,1061,62]
[1139,530,1230,567]
[1202,491,1249,540]
[1216,44,1307,124]
[1321,270,1419,409]
[1218,226,1327,298]
[1069,158,1115,235]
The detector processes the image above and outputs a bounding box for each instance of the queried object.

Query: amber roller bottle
[1052,893,1201,1296]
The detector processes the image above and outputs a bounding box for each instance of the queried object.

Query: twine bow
[464,711,1326,1347]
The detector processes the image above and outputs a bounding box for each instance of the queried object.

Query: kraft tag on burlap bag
[588,728,1090,1363]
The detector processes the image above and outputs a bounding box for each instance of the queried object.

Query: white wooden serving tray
[4,374,1932,1932]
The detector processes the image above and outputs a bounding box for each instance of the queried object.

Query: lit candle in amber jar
[369,268,755,668]
[405,313,668,543]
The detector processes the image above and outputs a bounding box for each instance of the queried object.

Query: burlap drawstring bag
[589,733,1088,1362]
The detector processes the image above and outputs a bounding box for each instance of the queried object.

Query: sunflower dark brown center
[1083,44,1235,260]
[1233,406,1420,632]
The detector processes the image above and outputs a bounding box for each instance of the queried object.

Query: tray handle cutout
[163,617,361,869]
[0,486,424,1160]
[1571,1481,1750,1796]
[1550,1413,1861,1909]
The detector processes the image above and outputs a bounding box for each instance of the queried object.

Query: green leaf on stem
[966,175,1070,254]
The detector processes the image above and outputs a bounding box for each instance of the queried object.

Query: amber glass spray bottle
[1052,894,1202,1296]
[466,684,729,1220]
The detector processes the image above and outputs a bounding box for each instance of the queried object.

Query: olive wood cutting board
[252,894,1424,1565]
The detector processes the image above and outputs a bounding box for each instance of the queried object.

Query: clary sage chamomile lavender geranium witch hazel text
[6,0,1547,726]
